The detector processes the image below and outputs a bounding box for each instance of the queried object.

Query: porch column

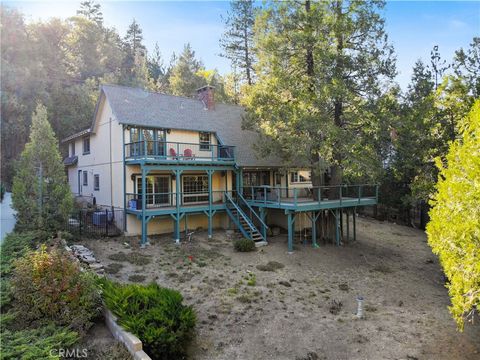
[311,211,320,248]
[140,166,147,247]
[260,207,267,241]
[287,211,295,253]
[207,169,214,238]
[174,169,182,243]
[353,207,357,242]
[335,209,340,246]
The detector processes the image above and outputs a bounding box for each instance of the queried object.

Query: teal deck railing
[240,184,379,208]
[124,140,235,162]
[125,190,231,210]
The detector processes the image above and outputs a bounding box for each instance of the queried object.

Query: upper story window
[290,171,310,183]
[83,136,90,154]
[199,132,211,151]
[70,142,75,156]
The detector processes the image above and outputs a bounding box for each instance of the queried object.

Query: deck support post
[353,207,357,242]
[260,207,267,241]
[287,211,295,253]
[346,209,350,242]
[207,169,214,238]
[311,211,320,248]
[140,166,148,247]
[335,208,340,246]
[174,169,183,243]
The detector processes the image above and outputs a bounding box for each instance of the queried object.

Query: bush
[427,100,480,330]
[0,321,79,360]
[99,278,196,360]
[11,245,101,334]
[0,230,50,277]
[234,238,256,252]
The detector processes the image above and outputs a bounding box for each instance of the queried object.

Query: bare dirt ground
[80,217,480,360]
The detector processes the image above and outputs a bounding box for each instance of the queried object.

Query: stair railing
[224,192,265,241]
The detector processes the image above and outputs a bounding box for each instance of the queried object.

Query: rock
[279,281,292,287]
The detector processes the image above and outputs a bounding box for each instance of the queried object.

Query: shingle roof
[101,84,282,167]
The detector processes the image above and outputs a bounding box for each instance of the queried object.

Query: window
[136,176,170,207]
[94,174,100,191]
[71,142,75,156]
[199,132,211,151]
[83,136,90,154]
[182,175,208,203]
[290,171,310,183]
[83,171,88,186]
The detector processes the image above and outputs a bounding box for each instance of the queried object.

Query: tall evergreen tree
[12,104,73,231]
[169,43,205,97]
[124,18,145,58]
[244,0,395,187]
[453,37,480,98]
[220,0,256,85]
[77,0,103,25]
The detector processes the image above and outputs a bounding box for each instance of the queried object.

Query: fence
[66,208,123,237]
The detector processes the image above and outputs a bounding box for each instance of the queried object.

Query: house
[62,84,377,251]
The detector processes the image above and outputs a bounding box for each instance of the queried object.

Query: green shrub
[99,278,196,360]
[0,231,50,277]
[11,245,101,334]
[0,321,79,360]
[234,238,256,252]
[427,100,480,330]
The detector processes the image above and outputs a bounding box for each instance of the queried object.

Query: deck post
[122,125,127,232]
[260,207,267,241]
[207,169,213,238]
[311,211,317,248]
[335,209,340,246]
[141,166,147,247]
[287,211,295,253]
[346,209,350,242]
[353,207,357,242]
[174,169,182,243]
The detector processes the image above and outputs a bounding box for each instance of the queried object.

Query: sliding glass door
[136,175,171,207]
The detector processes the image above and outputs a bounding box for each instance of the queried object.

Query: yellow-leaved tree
[427,99,480,330]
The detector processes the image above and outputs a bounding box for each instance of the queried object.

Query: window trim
[83,171,88,186]
[199,132,211,151]
[290,171,310,183]
[83,136,90,155]
[93,174,100,191]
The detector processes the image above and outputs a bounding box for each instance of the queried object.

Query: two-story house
[63,84,377,251]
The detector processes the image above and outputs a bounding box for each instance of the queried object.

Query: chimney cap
[196,85,215,92]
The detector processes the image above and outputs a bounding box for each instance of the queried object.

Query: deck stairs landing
[224,192,267,247]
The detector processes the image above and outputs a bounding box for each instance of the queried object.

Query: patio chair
[184,148,195,160]
[169,147,177,159]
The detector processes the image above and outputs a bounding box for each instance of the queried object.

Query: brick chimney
[197,85,215,110]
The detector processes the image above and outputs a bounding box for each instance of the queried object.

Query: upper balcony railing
[124,140,235,164]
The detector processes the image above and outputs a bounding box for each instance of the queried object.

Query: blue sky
[6,1,480,90]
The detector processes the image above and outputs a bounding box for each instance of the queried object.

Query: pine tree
[169,43,205,97]
[12,104,73,231]
[453,37,480,98]
[220,0,256,85]
[77,0,103,25]
[426,100,480,330]
[124,19,146,58]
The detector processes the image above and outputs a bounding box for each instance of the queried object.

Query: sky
[5,1,480,90]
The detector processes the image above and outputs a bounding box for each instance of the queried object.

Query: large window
[199,132,211,151]
[83,136,90,154]
[136,175,170,207]
[290,171,310,183]
[130,127,165,156]
[94,174,100,191]
[83,171,88,186]
[182,175,208,203]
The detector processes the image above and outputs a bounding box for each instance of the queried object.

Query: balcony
[124,140,235,165]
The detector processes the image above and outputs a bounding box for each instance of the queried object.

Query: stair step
[254,241,268,247]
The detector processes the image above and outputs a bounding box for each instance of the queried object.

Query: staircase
[224,192,268,247]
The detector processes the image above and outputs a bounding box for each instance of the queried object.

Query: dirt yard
[80,217,480,360]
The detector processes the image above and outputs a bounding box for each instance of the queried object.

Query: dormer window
[83,136,90,155]
[199,132,211,151]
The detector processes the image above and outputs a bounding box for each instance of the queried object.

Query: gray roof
[100,84,282,167]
